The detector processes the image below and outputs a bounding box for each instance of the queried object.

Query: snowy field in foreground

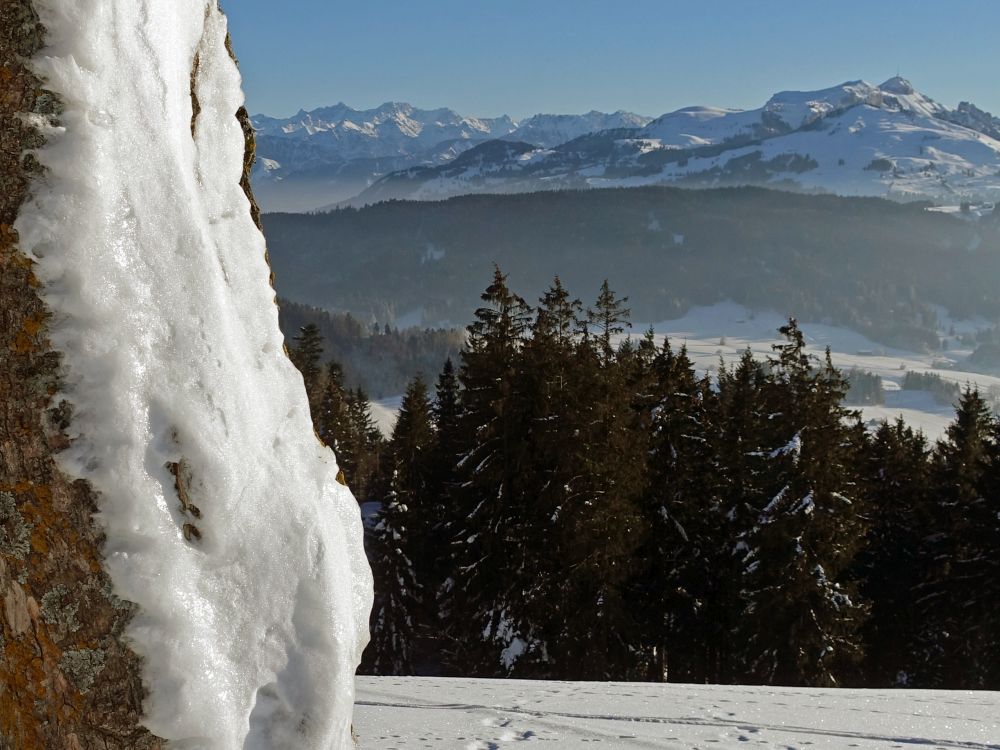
[354,677,1000,749]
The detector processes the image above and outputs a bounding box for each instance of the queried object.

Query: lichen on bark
[1,1,164,745]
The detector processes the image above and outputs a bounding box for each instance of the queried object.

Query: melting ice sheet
[15,1,372,748]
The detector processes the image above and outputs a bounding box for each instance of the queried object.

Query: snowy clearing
[634,302,1000,442]
[354,676,1000,749]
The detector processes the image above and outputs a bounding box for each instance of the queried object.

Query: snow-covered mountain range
[250,78,1000,211]
[352,78,1000,207]
[250,102,650,210]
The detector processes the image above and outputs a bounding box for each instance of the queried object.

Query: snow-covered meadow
[639,302,1000,443]
[354,677,1000,749]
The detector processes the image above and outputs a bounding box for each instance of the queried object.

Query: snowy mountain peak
[252,80,1000,211]
[505,110,653,147]
[879,75,915,95]
[762,81,882,130]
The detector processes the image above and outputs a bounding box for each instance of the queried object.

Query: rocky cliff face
[0,2,161,747]
[0,2,270,747]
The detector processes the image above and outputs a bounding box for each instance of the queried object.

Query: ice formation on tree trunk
[14,1,372,747]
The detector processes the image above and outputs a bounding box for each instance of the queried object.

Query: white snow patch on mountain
[509,110,653,147]
[17,1,371,747]
[643,105,759,147]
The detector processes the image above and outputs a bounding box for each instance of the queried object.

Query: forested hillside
[263,187,1000,352]
[277,299,463,397]
[291,271,1000,689]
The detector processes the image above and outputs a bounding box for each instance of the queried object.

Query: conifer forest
[289,269,1000,691]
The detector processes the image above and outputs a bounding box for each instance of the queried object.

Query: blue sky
[225,0,999,119]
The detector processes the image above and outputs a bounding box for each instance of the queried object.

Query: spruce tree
[363,376,435,675]
[920,388,999,687]
[289,322,326,415]
[858,418,932,686]
[587,279,631,364]
[709,350,771,683]
[432,358,462,470]
[549,282,644,679]
[513,278,592,676]
[739,321,869,686]
[444,267,535,675]
[336,387,384,502]
[634,339,720,682]
[314,361,353,459]
[424,358,463,596]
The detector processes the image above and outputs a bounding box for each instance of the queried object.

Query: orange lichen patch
[21,314,43,336]
[11,314,45,354]
[0,608,85,750]
[29,524,49,555]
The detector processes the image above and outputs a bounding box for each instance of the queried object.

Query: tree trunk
[0,2,262,746]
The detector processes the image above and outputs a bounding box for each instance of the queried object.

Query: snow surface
[17,2,371,747]
[354,676,1000,749]
[371,396,404,438]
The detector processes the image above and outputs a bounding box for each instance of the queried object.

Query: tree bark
[0,2,163,747]
[0,2,264,747]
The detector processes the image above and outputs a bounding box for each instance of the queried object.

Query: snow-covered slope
[355,78,1000,206]
[249,104,649,211]
[508,110,652,147]
[17,1,371,747]
[354,676,1000,749]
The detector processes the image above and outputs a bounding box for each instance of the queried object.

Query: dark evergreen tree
[508,278,586,676]
[549,283,645,679]
[858,418,932,686]
[920,388,999,687]
[432,358,462,467]
[314,361,352,461]
[423,358,463,599]
[709,350,771,684]
[587,279,631,364]
[634,339,721,683]
[335,386,384,502]
[289,322,325,415]
[363,376,436,675]
[389,377,436,575]
[443,267,536,675]
[739,322,869,686]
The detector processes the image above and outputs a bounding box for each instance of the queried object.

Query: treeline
[845,368,884,405]
[291,271,1000,689]
[264,186,1000,353]
[278,298,464,398]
